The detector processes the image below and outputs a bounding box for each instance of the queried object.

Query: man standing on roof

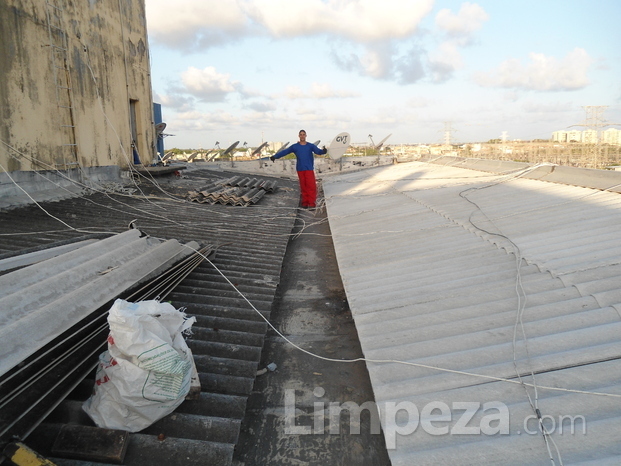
[271,130,327,208]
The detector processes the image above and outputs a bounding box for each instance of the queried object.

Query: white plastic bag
[83,299,198,432]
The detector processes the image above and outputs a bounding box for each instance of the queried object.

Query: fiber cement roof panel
[323,161,621,465]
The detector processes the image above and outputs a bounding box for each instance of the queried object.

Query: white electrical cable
[457,172,564,465]
[173,243,621,401]
[0,139,190,227]
[3,145,618,413]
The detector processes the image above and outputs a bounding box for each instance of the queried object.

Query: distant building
[552,131,568,142]
[269,142,286,152]
[583,130,598,143]
[552,128,621,145]
[602,128,621,145]
[1,0,156,193]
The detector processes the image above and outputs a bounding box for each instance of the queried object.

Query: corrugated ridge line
[406,175,621,276]
[364,306,620,359]
[389,361,621,463]
[358,294,601,338]
[367,339,621,401]
[387,388,619,461]
[345,260,543,293]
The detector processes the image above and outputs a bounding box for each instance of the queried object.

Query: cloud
[310,82,359,99]
[427,3,489,83]
[358,42,397,79]
[406,95,434,108]
[521,100,574,114]
[395,45,426,84]
[146,0,249,50]
[283,83,359,99]
[147,0,434,51]
[428,41,463,82]
[180,66,240,102]
[153,92,196,112]
[245,0,434,84]
[245,101,277,112]
[170,110,242,132]
[243,0,434,42]
[328,2,488,84]
[474,48,593,91]
[282,86,303,99]
[147,1,491,86]
[435,2,489,43]
[331,41,426,84]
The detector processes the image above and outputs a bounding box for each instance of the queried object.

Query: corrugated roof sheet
[323,161,621,465]
[0,229,198,378]
[0,168,298,465]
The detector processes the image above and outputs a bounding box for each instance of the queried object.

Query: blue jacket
[273,143,326,171]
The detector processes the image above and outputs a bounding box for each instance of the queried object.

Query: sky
[145,0,621,149]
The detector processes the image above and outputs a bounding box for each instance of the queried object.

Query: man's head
[299,130,307,143]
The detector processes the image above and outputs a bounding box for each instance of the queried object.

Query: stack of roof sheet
[224,176,278,193]
[0,229,198,377]
[324,161,621,465]
[0,229,200,450]
[187,177,277,206]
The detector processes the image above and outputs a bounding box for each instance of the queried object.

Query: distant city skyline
[146,0,621,148]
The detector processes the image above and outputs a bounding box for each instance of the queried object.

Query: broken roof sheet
[323,161,621,465]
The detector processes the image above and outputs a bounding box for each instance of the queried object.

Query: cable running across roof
[178,244,621,401]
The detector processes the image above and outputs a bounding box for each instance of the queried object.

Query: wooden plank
[51,425,129,464]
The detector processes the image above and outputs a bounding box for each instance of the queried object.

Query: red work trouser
[297,170,316,207]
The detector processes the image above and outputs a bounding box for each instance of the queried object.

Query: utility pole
[443,122,455,147]
[569,106,619,168]
[500,131,508,159]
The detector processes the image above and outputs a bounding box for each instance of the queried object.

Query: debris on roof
[187,176,278,206]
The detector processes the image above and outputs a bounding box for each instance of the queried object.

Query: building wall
[552,131,568,142]
[553,128,621,146]
[583,130,598,143]
[0,0,155,173]
[602,128,621,145]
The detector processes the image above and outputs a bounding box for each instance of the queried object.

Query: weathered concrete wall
[0,0,154,174]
